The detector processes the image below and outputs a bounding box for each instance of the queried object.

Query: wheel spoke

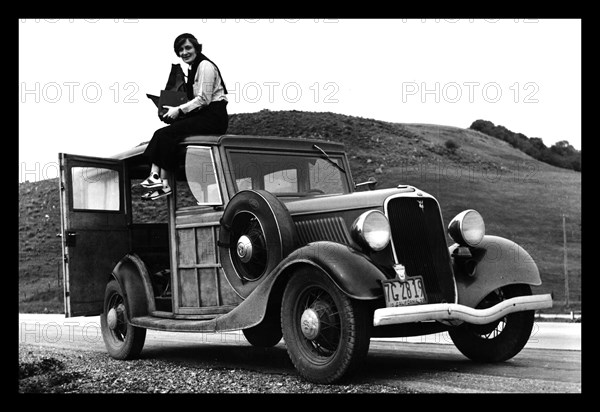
[296,286,341,357]
[309,290,325,307]
[315,306,339,319]
[316,329,338,348]
[319,319,340,330]
[312,341,332,356]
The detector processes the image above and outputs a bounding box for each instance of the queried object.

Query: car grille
[385,196,456,304]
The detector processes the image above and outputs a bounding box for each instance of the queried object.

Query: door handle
[65,231,77,247]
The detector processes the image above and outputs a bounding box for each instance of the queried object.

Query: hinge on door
[63,254,69,264]
[60,182,65,191]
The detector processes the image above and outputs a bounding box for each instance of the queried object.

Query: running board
[130,315,218,332]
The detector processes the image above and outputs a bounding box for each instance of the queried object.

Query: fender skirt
[452,235,543,308]
[215,241,387,331]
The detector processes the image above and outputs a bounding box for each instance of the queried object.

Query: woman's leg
[144,101,228,169]
[144,126,180,173]
[141,163,163,189]
[141,101,228,199]
[160,169,172,190]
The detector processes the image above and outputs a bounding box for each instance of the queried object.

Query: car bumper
[373,293,553,327]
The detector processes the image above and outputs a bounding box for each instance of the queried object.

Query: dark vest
[187,54,228,100]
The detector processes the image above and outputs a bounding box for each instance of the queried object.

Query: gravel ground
[18,344,406,394]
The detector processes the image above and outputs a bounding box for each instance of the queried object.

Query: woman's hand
[162,106,181,120]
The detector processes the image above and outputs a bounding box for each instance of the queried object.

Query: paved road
[18,314,581,393]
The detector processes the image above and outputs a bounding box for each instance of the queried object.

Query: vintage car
[58,134,553,384]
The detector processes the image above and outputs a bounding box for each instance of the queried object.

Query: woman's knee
[152,125,172,140]
[152,128,175,147]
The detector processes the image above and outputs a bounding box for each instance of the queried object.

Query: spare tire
[219,190,297,298]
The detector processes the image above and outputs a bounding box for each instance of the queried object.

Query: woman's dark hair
[173,33,202,56]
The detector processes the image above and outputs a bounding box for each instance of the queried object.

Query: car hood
[283,186,420,216]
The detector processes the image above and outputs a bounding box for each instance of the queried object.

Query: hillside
[18,110,581,313]
[469,119,581,171]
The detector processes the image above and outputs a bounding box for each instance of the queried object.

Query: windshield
[228,150,350,197]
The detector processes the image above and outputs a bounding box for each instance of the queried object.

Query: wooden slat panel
[196,227,216,263]
[199,268,218,307]
[218,268,244,305]
[177,228,197,266]
[175,210,223,227]
[179,268,199,307]
[175,218,240,312]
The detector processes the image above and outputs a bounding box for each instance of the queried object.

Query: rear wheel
[449,284,534,362]
[100,279,146,359]
[281,268,371,383]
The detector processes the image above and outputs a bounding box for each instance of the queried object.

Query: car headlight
[351,210,391,251]
[448,209,485,247]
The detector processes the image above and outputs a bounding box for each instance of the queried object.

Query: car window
[229,151,349,196]
[264,169,298,192]
[177,146,223,208]
[71,166,120,211]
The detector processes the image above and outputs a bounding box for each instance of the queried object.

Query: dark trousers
[144,100,228,172]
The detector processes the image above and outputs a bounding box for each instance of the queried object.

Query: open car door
[59,153,129,317]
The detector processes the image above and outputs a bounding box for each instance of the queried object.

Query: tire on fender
[219,190,296,299]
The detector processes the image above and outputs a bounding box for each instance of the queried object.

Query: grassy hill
[18,110,581,313]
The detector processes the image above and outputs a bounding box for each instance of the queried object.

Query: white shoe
[140,173,163,189]
[141,187,172,201]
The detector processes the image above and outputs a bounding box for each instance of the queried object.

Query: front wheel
[281,267,371,384]
[449,283,534,363]
[100,279,146,359]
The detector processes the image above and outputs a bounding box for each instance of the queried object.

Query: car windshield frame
[226,149,351,198]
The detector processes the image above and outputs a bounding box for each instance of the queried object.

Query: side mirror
[354,177,378,191]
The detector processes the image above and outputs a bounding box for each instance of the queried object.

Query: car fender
[279,241,388,300]
[110,253,155,318]
[215,241,387,331]
[451,235,542,308]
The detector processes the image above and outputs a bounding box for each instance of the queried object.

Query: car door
[58,153,129,317]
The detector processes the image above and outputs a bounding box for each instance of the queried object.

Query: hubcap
[107,307,118,330]
[300,308,321,340]
[236,235,253,263]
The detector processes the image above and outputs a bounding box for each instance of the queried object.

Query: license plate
[382,276,428,307]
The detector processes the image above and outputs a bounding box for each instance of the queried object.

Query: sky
[18,18,581,183]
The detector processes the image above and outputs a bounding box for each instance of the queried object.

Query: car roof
[111,134,346,160]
